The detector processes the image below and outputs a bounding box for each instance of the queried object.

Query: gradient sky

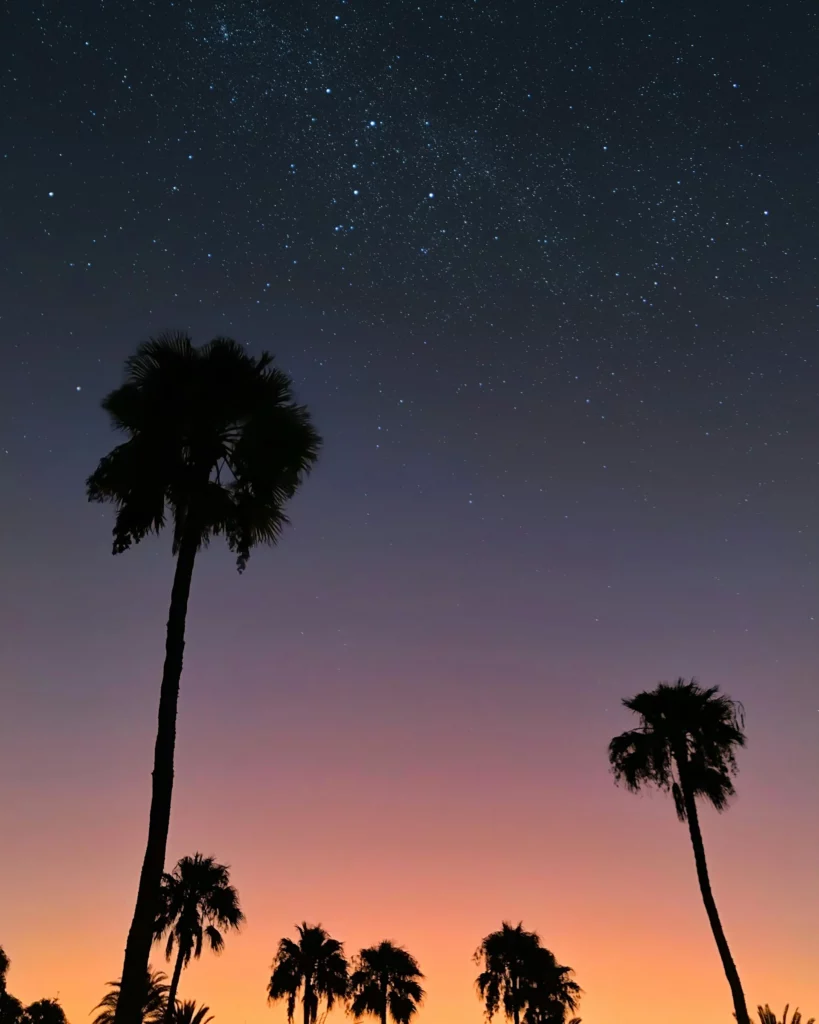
[1,1,818,1022]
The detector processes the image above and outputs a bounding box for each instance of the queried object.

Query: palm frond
[90,969,168,1024]
[169,1002,213,1024]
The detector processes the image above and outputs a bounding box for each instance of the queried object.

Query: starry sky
[1,1,818,1022]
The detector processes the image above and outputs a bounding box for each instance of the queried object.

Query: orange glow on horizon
[3,650,817,1024]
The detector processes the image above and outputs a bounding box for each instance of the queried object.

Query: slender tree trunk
[164,944,188,1024]
[680,778,750,1024]
[381,978,388,1024]
[303,983,312,1024]
[113,533,199,1024]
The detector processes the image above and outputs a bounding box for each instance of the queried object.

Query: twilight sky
[1,1,818,1022]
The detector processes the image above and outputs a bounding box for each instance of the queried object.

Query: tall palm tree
[169,1004,213,1024]
[758,1008,815,1024]
[608,678,749,1024]
[475,923,579,1024]
[349,941,425,1024]
[92,970,168,1024]
[154,853,244,1021]
[268,924,348,1024]
[88,334,321,1024]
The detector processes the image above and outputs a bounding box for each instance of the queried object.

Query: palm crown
[475,923,580,1024]
[757,1007,815,1024]
[91,970,169,1024]
[349,941,425,1024]
[87,332,322,571]
[169,1004,214,1024]
[268,924,349,1024]
[608,678,746,820]
[155,853,244,964]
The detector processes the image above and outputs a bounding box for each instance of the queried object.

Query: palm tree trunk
[164,944,187,1024]
[381,978,388,1024]
[302,983,312,1024]
[113,532,199,1024]
[680,780,750,1024]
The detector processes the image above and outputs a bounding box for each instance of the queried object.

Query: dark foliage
[475,923,580,1024]
[268,924,349,1024]
[154,853,243,1018]
[87,332,322,572]
[349,941,425,1024]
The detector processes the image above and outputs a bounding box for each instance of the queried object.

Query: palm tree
[22,1003,67,1024]
[268,924,348,1024]
[475,923,580,1024]
[169,1004,213,1024]
[92,971,169,1024]
[0,948,8,996]
[349,941,425,1024]
[608,678,749,1024]
[758,1008,815,1024]
[154,854,244,1021]
[87,334,321,1024]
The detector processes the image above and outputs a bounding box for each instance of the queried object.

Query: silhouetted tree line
[5,335,804,1024]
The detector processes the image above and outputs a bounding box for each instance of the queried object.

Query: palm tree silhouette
[88,333,321,1024]
[0,948,8,996]
[349,941,425,1024]
[168,1004,213,1024]
[475,922,580,1024]
[608,678,749,1024]
[92,971,168,1024]
[268,923,348,1024]
[154,853,244,1021]
[757,1007,815,1024]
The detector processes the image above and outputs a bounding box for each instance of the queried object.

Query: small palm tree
[0,948,8,996]
[475,923,579,1024]
[154,854,244,1021]
[91,970,168,1024]
[88,334,321,1024]
[268,924,348,1024]
[349,941,425,1024]
[169,1004,213,1024]
[609,678,749,1024]
[758,1007,815,1024]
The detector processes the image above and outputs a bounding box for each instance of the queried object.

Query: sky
[1,0,818,1022]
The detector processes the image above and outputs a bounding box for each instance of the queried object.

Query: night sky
[1,2,818,1022]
